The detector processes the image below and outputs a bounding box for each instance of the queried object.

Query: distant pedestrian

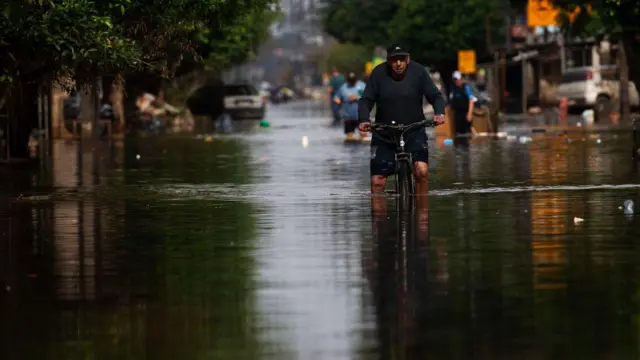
[333,72,367,141]
[448,71,477,138]
[328,66,345,126]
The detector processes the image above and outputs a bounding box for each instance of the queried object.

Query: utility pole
[504,0,511,52]
[619,40,630,123]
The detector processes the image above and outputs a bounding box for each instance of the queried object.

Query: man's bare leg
[414,161,429,194]
[413,161,430,237]
[371,175,387,193]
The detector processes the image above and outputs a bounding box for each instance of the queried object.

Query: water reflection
[0,135,273,359]
[366,197,431,359]
[2,101,640,359]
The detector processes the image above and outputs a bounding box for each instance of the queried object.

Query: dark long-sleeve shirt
[358,61,446,125]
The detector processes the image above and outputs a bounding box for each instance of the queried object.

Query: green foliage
[554,1,640,38]
[197,5,283,74]
[322,0,504,66]
[323,0,398,48]
[314,42,372,76]
[1,0,141,87]
[0,0,279,87]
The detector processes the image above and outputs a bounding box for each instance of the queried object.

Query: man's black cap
[386,44,410,57]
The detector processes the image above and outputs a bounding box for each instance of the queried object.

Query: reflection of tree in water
[118,135,271,359]
[0,136,281,359]
[124,135,256,185]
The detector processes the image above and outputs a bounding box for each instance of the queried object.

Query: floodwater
[2,100,640,359]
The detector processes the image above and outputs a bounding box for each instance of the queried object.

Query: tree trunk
[618,40,630,123]
[78,79,100,139]
[0,85,9,110]
[103,74,125,132]
[485,15,494,55]
[622,34,640,114]
[5,80,35,161]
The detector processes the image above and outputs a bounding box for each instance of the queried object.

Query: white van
[556,65,639,112]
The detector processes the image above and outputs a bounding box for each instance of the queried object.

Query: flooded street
[2,100,640,359]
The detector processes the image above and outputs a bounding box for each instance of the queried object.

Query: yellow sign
[527,0,559,27]
[457,50,476,74]
[527,0,587,27]
[365,62,373,76]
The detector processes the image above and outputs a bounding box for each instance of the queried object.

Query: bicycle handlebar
[369,118,442,133]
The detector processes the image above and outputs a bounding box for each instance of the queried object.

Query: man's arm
[358,75,376,123]
[421,70,445,115]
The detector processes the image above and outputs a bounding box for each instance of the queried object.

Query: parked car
[223,84,266,120]
[556,65,639,112]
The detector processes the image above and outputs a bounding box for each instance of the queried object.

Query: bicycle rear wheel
[396,160,414,212]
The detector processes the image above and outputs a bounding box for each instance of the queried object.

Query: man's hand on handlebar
[433,114,446,125]
[358,122,371,132]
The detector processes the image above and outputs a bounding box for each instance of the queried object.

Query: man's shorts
[370,130,429,177]
[344,118,359,134]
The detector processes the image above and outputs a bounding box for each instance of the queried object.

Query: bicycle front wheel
[396,160,414,212]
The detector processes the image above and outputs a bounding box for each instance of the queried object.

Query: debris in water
[205,136,213,142]
[581,109,595,125]
[259,120,270,128]
[302,136,309,148]
[136,154,141,160]
[573,216,584,224]
[623,200,634,215]
[518,136,532,144]
[443,139,453,145]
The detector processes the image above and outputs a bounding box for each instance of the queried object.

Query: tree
[0,0,278,159]
[388,0,503,66]
[322,0,505,88]
[312,42,371,76]
[323,0,398,48]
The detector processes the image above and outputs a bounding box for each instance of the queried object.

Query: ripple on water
[150,182,640,202]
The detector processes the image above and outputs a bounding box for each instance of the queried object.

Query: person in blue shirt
[448,70,477,138]
[334,72,367,141]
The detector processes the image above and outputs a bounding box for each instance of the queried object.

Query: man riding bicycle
[358,44,446,195]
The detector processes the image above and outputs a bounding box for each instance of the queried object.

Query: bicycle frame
[370,119,438,210]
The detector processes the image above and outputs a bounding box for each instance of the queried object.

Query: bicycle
[369,118,441,211]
